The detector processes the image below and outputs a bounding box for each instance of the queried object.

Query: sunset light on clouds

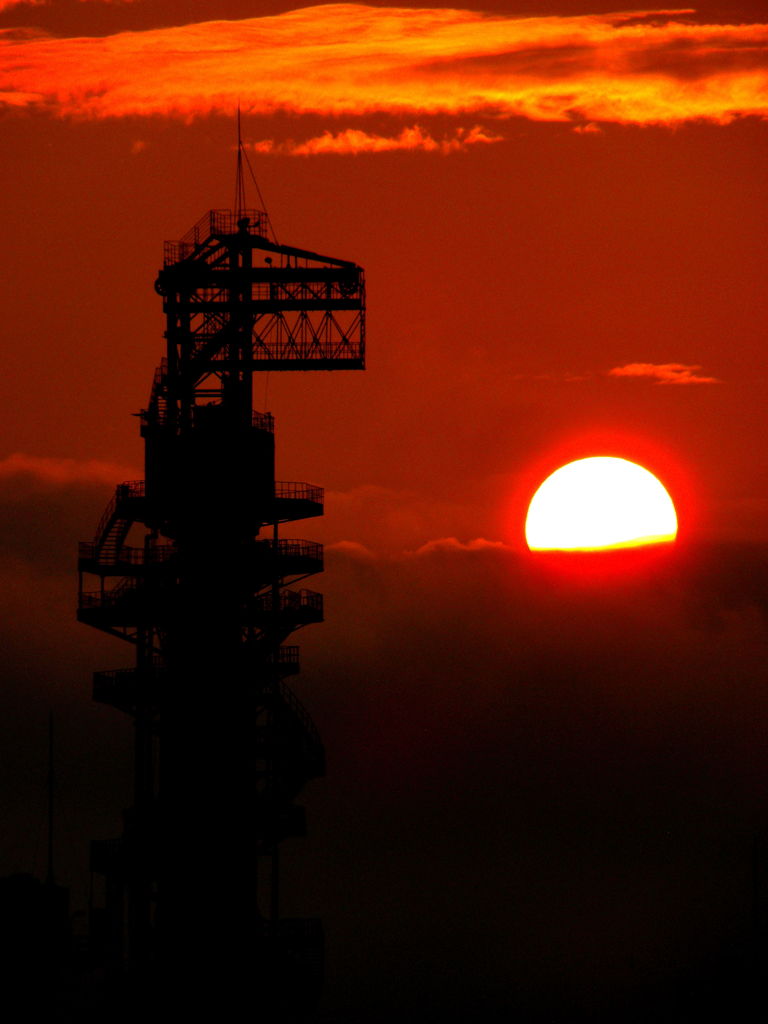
[0,0,41,10]
[1,4,767,127]
[251,125,504,156]
[2,0,768,1017]
[608,362,721,384]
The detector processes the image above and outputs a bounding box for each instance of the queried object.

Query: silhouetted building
[0,873,70,1009]
[78,207,365,1015]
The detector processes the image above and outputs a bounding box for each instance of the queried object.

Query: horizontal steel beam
[165,300,362,313]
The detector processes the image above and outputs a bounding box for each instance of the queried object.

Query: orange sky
[1,4,768,1016]
[0,3,765,552]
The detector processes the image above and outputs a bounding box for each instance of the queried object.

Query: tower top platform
[156,208,365,371]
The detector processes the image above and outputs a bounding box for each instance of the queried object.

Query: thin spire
[232,105,279,243]
[46,711,55,886]
[235,103,246,217]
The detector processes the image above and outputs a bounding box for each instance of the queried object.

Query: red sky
[1,2,766,549]
[1,2,767,1019]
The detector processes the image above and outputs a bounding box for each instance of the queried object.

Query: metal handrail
[274,482,324,505]
[93,663,164,682]
[253,588,323,615]
[92,481,146,547]
[117,480,145,499]
[277,645,299,667]
[93,493,116,546]
[164,209,269,265]
[252,411,274,432]
[275,540,323,561]
[79,543,175,565]
[144,404,274,432]
[79,576,139,609]
[278,681,323,754]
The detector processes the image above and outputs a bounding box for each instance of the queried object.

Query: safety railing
[93,494,117,547]
[79,576,139,609]
[117,480,145,499]
[274,482,324,505]
[253,588,323,616]
[252,411,274,432]
[79,543,175,565]
[275,540,323,562]
[278,680,323,755]
[277,645,300,669]
[92,480,146,546]
[164,208,269,265]
[142,401,275,433]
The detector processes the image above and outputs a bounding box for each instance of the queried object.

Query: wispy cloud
[608,362,721,384]
[572,122,603,134]
[0,5,766,124]
[327,540,377,559]
[252,125,503,156]
[408,537,512,557]
[0,0,42,10]
[0,452,139,485]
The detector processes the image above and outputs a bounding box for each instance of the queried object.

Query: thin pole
[235,104,246,217]
[46,712,54,886]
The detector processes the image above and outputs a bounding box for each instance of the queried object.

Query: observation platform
[251,588,323,629]
[92,645,301,716]
[79,542,176,576]
[155,209,365,372]
[79,583,323,631]
[93,665,163,715]
[271,482,324,523]
[251,539,323,580]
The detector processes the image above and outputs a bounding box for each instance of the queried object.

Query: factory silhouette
[0,170,765,1024]
[0,170,365,1017]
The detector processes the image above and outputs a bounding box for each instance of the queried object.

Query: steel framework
[77,208,365,1015]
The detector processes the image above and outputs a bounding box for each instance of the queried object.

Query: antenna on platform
[78,164,366,1010]
[233,104,278,243]
[235,103,247,218]
[46,711,55,887]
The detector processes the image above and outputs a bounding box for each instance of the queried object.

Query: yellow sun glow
[525,456,678,551]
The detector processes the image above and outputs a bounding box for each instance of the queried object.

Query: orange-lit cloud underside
[251,125,504,156]
[608,362,721,384]
[1,5,767,125]
[0,0,41,11]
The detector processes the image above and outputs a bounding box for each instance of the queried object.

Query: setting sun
[525,456,678,551]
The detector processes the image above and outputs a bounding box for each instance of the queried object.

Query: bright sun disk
[525,456,678,551]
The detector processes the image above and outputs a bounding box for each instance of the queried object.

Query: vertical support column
[127,532,158,974]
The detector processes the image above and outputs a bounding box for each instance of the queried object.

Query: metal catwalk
[78,207,365,1015]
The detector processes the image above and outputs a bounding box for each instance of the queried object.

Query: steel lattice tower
[77,207,365,1015]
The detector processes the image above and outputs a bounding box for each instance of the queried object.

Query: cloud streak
[608,362,721,384]
[251,124,503,155]
[0,5,766,125]
[0,0,42,10]
[0,453,137,575]
[0,452,139,485]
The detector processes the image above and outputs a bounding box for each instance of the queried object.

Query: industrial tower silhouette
[77,198,365,1016]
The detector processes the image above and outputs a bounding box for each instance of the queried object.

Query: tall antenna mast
[78,189,365,1013]
[46,711,55,886]
[235,103,246,217]
[233,106,278,243]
